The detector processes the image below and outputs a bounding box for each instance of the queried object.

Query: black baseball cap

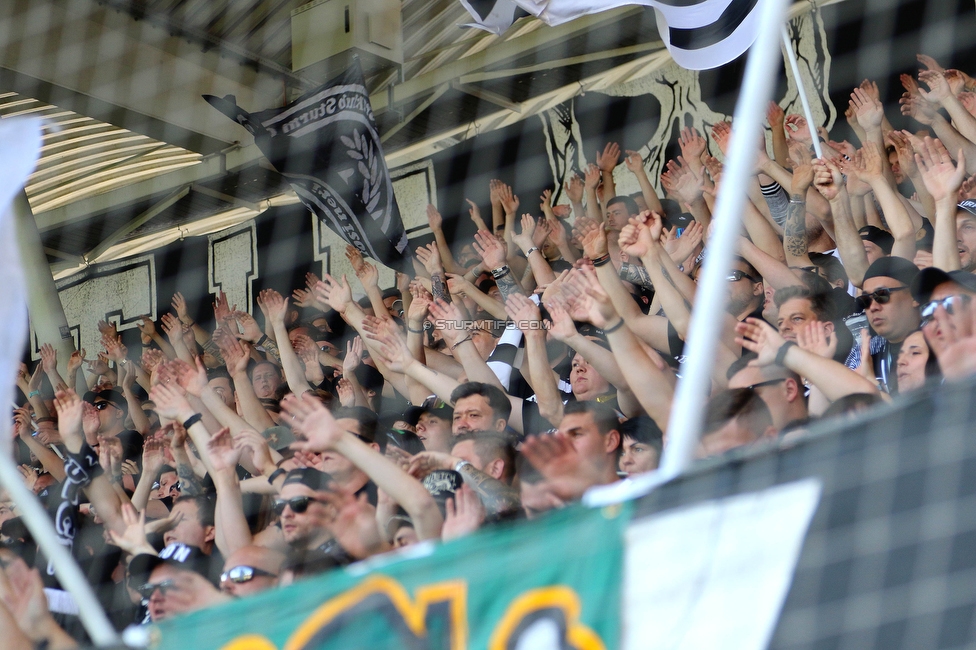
[128,543,211,585]
[859,226,894,255]
[862,256,919,288]
[911,268,976,303]
[83,389,128,416]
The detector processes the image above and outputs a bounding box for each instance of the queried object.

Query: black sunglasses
[272,496,327,515]
[93,401,119,411]
[921,294,973,326]
[136,579,175,599]
[220,565,277,585]
[727,270,757,283]
[857,286,908,309]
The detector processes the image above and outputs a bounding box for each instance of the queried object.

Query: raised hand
[564,174,584,204]
[135,315,158,340]
[171,292,191,325]
[142,436,166,480]
[918,69,952,103]
[899,91,938,125]
[345,244,366,275]
[850,87,883,131]
[259,289,288,325]
[52,389,85,452]
[812,158,844,201]
[734,318,786,366]
[355,260,379,289]
[796,320,836,359]
[543,300,578,342]
[766,102,786,127]
[368,330,412,374]
[512,213,537,253]
[150,380,194,421]
[39,343,57,374]
[784,114,814,145]
[442,484,486,541]
[107,504,155,556]
[232,310,264,343]
[504,293,542,330]
[205,427,243,473]
[572,216,608,260]
[565,266,617,328]
[917,53,944,73]
[711,121,732,154]
[425,203,444,232]
[415,242,443,276]
[497,181,519,215]
[679,126,707,161]
[342,337,364,376]
[915,136,966,203]
[582,163,601,190]
[233,429,276,475]
[595,142,621,172]
[617,211,657,259]
[281,393,344,452]
[213,290,235,323]
[472,230,507,270]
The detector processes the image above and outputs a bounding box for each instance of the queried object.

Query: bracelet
[491,265,511,279]
[602,319,625,334]
[267,468,286,484]
[451,336,473,350]
[407,325,425,334]
[525,246,540,256]
[592,254,612,267]
[27,390,39,399]
[256,334,269,347]
[182,413,203,430]
[774,341,797,367]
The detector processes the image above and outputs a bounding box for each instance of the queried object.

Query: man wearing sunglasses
[726,258,765,324]
[844,257,920,394]
[276,468,341,556]
[911,267,976,365]
[83,388,144,462]
[219,545,284,597]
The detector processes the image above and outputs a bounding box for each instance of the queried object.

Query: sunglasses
[921,294,973,327]
[727,270,757,283]
[93,401,119,411]
[136,579,175,599]
[151,481,182,493]
[272,496,327,515]
[220,565,277,585]
[857,286,908,309]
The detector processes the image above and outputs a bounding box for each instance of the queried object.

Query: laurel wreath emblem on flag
[341,130,382,218]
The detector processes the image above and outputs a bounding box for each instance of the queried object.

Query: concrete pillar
[11,192,82,392]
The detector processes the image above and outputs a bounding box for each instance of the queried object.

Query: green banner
[151,502,631,650]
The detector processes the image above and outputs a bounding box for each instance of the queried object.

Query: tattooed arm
[456,463,521,516]
[618,262,653,290]
[783,160,815,268]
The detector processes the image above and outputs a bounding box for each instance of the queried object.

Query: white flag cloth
[458,0,762,70]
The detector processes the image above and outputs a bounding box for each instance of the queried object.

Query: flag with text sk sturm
[204,63,410,271]
[460,0,762,71]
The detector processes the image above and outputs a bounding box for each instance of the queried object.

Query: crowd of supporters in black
[3,52,976,647]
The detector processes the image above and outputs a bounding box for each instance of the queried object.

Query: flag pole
[658,0,793,479]
[781,25,824,159]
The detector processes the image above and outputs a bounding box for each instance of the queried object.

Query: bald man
[220,545,285,597]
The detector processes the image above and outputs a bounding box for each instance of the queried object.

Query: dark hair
[702,388,773,437]
[450,382,512,421]
[332,406,380,448]
[451,431,516,482]
[733,256,760,282]
[562,400,620,437]
[606,195,639,216]
[174,495,215,528]
[773,285,834,321]
[809,252,849,287]
[206,367,232,383]
[381,288,402,300]
[515,453,544,485]
[618,416,663,454]
[821,393,884,419]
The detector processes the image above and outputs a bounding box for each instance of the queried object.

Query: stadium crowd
[4,52,976,646]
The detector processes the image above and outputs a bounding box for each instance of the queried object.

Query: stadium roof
[2,0,831,277]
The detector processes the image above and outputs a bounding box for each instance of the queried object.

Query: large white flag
[458,0,763,70]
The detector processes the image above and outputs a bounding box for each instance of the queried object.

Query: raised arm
[284,394,443,541]
[916,136,967,271]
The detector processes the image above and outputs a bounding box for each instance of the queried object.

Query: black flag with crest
[204,62,410,271]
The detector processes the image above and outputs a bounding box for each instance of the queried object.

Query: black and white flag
[204,63,410,271]
[460,0,763,70]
